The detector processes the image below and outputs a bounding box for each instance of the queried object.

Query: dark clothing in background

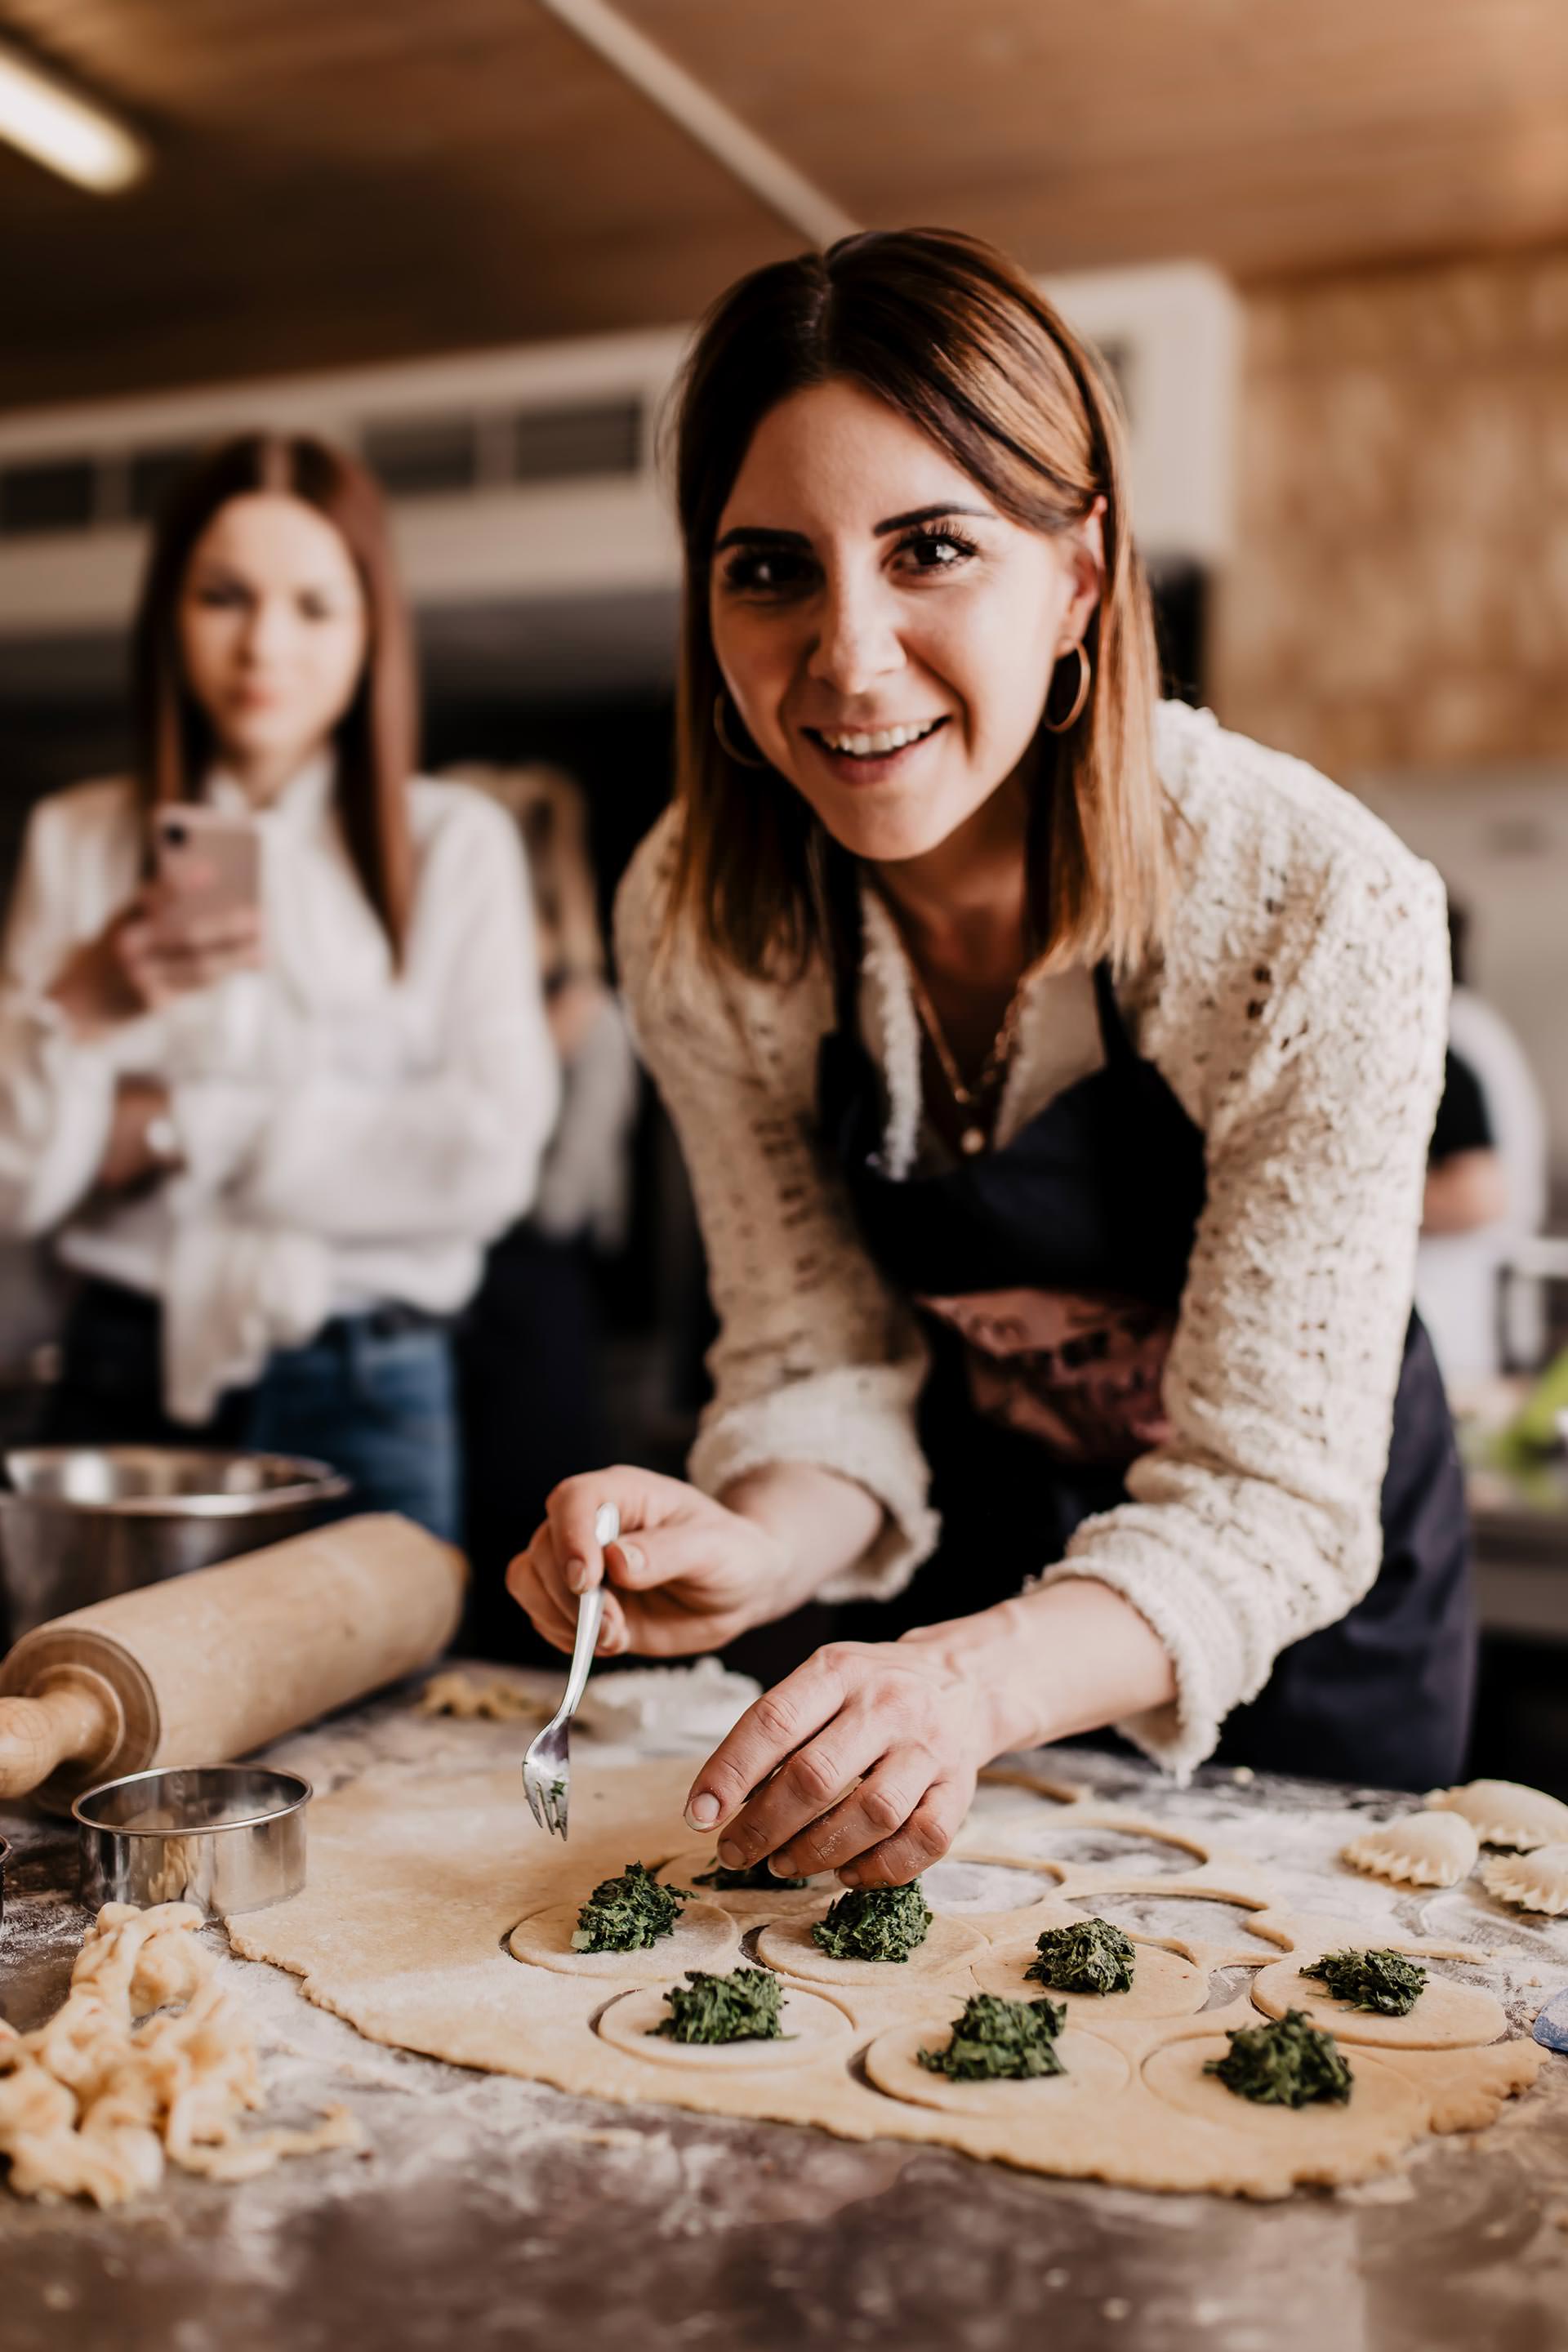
[1429,1049,1494,1165]
[457,1223,607,1661]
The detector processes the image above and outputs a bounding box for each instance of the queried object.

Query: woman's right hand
[49,887,263,1036]
[506,1468,791,1659]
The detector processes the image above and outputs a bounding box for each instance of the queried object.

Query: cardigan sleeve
[1036,844,1451,1779]
[613,825,939,1600]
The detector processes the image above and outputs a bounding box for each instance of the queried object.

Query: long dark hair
[665,227,1169,980]
[131,432,416,956]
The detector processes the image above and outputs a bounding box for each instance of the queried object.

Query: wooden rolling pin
[0,1513,466,1811]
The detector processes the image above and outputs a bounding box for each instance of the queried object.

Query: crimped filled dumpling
[1478,1842,1568,1916]
[1341,1810,1479,1888]
[1426,1779,1568,1852]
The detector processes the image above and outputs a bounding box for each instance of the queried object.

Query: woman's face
[178,492,369,783]
[709,378,1102,866]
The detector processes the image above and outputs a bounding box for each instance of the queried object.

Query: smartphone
[153,806,261,924]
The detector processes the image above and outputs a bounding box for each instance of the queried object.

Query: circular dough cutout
[657,1846,831,1914]
[1143,2034,1424,2158]
[755,1908,984,1988]
[864,2017,1130,2119]
[972,1931,1208,2020]
[595,1981,853,2071]
[507,1897,738,1980]
[1250,1957,1505,2050]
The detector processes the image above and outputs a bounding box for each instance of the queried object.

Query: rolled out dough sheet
[225,1757,1546,2201]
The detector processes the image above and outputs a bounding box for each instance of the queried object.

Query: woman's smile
[801,713,951,783]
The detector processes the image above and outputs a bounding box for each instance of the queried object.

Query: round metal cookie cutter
[74,1765,311,1916]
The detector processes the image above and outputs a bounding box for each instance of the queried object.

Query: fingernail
[615,1541,644,1576]
[685,1792,719,1829]
[715,1838,743,1867]
[767,1855,795,1878]
[565,1557,588,1594]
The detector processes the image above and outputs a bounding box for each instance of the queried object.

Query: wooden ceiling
[2,0,1567,410]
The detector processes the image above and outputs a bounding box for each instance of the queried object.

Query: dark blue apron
[818,883,1476,1790]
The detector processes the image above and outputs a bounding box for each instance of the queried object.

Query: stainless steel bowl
[0,1446,350,1642]
[74,1765,311,1916]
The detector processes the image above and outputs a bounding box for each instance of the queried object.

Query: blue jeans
[47,1281,461,1544]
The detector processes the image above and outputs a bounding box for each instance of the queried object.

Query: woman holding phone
[510,229,1470,1880]
[0,434,557,1536]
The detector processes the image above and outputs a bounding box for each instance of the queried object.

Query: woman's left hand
[683,1615,1037,1888]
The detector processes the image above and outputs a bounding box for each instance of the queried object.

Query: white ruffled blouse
[0,757,559,1421]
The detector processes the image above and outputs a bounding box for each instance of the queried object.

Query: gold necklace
[900,948,1028,1158]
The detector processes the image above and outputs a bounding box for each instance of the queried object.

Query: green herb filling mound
[653,1966,786,2044]
[1205,2008,1354,2108]
[571,1860,692,1953]
[1025,1916,1137,1996]
[1301,1947,1428,2017]
[919,1993,1068,2082]
[810,1880,933,1963]
[693,1856,808,1892]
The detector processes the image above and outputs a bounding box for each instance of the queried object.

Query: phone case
[154,808,261,921]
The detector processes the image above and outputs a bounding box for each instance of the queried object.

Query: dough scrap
[1250,1956,1506,2050]
[1426,1779,1568,1852]
[225,1758,1548,2203]
[416,1669,545,1722]
[1342,1811,1479,1888]
[0,1902,362,2208]
[1479,1842,1568,1916]
[506,1897,738,1980]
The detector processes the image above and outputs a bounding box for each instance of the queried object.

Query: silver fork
[521,1502,617,1838]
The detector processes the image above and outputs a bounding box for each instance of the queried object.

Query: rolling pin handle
[0,1672,118,1799]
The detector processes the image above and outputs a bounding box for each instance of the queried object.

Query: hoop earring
[1042,640,1091,734]
[713,693,767,768]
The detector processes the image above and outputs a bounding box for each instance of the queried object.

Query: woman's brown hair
[666,227,1169,980]
[131,432,417,956]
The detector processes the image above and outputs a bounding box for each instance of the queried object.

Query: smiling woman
[507,228,1469,1887]
[666,232,1165,993]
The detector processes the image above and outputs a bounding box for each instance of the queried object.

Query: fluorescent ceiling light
[0,38,148,194]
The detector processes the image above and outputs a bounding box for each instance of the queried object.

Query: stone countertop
[1,1675,1566,2352]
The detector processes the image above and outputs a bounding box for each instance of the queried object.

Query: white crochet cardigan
[614,702,1450,1777]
